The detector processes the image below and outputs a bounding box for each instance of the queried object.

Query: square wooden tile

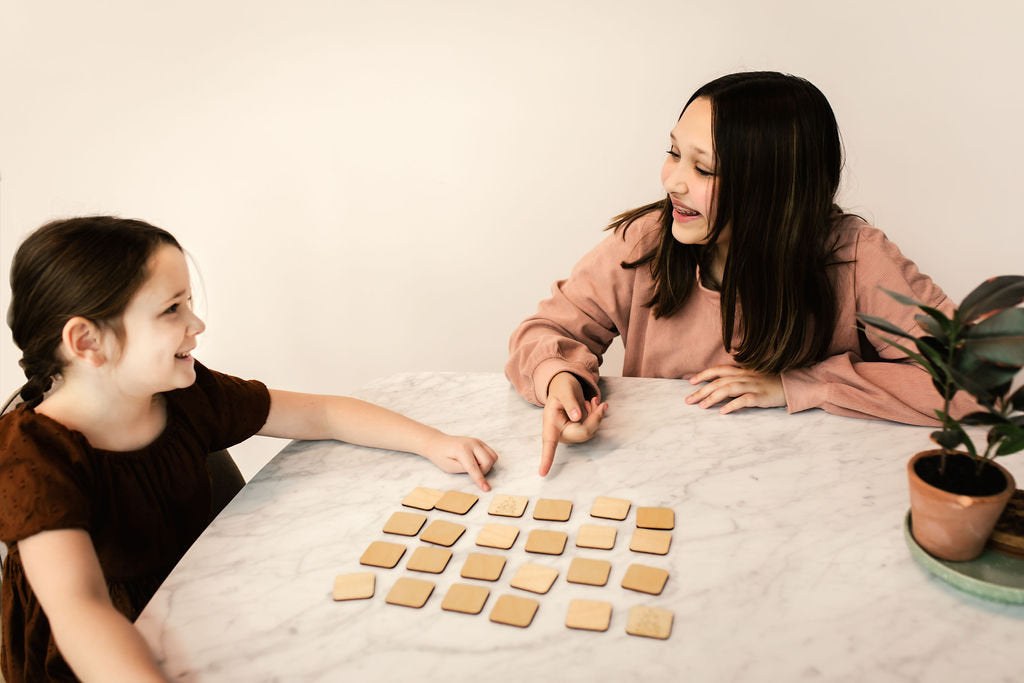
[636,506,675,530]
[476,523,520,550]
[332,572,375,601]
[488,494,529,518]
[629,529,672,555]
[626,605,673,639]
[533,498,573,521]
[420,520,467,547]
[621,563,669,595]
[576,524,617,550]
[441,583,491,615]
[460,552,507,581]
[402,487,444,510]
[566,557,612,586]
[524,529,568,555]
[359,541,406,568]
[489,594,539,628]
[509,563,559,594]
[406,546,453,574]
[590,496,631,520]
[383,511,428,536]
[565,599,612,632]
[435,490,479,515]
[385,577,435,608]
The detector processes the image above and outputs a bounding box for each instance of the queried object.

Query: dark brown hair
[7,216,181,405]
[613,71,847,373]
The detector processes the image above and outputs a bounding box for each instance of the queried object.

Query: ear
[61,317,108,367]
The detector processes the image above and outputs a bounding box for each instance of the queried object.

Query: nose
[187,309,206,336]
[661,159,689,195]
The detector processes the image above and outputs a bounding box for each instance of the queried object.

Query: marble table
[136,372,1024,682]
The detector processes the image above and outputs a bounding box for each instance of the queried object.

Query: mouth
[174,349,194,360]
[671,200,701,220]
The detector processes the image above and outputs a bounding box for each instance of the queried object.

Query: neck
[36,374,166,451]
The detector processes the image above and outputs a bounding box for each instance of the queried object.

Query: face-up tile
[625,605,673,639]
[488,494,529,518]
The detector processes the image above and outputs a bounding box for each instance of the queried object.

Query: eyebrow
[161,290,188,305]
[669,133,712,159]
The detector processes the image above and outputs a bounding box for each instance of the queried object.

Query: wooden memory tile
[533,498,573,522]
[420,520,467,547]
[488,494,529,518]
[489,594,539,628]
[590,496,632,520]
[565,599,612,632]
[406,546,453,574]
[509,563,559,594]
[629,529,672,555]
[476,523,520,550]
[332,572,375,601]
[524,529,568,555]
[460,552,507,581]
[441,583,491,615]
[625,605,673,640]
[621,563,669,595]
[385,577,435,608]
[576,524,617,550]
[566,557,612,586]
[435,490,479,515]
[382,511,428,536]
[402,487,444,511]
[636,507,675,530]
[359,541,406,568]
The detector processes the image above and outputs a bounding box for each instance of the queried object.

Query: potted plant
[858,275,1024,561]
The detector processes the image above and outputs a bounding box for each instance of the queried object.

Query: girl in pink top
[505,71,964,475]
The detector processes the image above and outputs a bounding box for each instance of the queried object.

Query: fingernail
[570,409,580,421]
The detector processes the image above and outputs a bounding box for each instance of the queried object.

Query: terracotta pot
[907,449,1016,561]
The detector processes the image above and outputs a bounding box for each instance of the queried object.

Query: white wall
[2,1,1022,479]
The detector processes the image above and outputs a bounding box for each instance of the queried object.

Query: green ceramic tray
[904,511,1024,604]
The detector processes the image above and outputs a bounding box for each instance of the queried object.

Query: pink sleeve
[781,225,978,425]
[505,227,645,405]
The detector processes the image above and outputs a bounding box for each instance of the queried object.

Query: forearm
[51,599,167,682]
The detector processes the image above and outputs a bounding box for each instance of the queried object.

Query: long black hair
[612,71,847,373]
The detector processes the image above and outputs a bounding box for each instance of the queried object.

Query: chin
[670,222,710,245]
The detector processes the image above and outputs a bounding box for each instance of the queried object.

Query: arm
[18,529,168,682]
[257,390,498,490]
[781,223,978,425]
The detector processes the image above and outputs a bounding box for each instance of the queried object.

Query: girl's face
[661,97,726,249]
[105,244,206,397]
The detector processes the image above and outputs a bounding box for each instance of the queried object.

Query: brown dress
[0,362,270,682]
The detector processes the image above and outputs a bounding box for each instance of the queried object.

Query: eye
[163,303,180,315]
[696,166,716,177]
[665,149,680,159]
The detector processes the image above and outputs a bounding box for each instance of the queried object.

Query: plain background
[2,1,1022,479]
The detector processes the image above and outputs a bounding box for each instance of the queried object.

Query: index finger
[540,412,565,476]
[461,452,490,492]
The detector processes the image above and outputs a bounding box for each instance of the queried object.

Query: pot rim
[908,449,1017,502]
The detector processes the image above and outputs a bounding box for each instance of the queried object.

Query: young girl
[506,71,971,476]
[0,216,498,681]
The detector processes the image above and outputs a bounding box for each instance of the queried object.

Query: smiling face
[105,243,206,397]
[660,97,728,252]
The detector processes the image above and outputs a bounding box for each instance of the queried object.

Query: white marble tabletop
[136,372,1024,682]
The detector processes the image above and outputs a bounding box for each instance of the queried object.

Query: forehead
[132,244,190,301]
[671,97,714,154]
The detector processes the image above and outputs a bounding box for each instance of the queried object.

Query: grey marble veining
[136,372,1024,682]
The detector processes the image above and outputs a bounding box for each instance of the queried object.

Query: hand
[685,365,786,414]
[420,433,499,491]
[540,372,609,477]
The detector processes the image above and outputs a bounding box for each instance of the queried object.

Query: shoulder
[169,361,269,408]
[610,210,664,258]
[0,405,88,466]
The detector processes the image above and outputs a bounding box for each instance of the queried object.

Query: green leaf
[949,365,996,406]
[959,411,1007,426]
[859,331,945,383]
[856,313,918,341]
[992,423,1024,455]
[955,349,1019,394]
[878,287,930,309]
[914,337,954,380]
[914,314,949,340]
[968,308,1024,338]
[931,430,962,450]
[959,276,1024,323]
[963,336,1024,367]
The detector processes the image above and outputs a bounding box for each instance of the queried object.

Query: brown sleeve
[0,410,92,544]
[170,361,272,452]
[781,225,978,425]
[504,222,653,406]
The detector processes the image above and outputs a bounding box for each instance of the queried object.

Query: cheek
[659,160,672,188]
